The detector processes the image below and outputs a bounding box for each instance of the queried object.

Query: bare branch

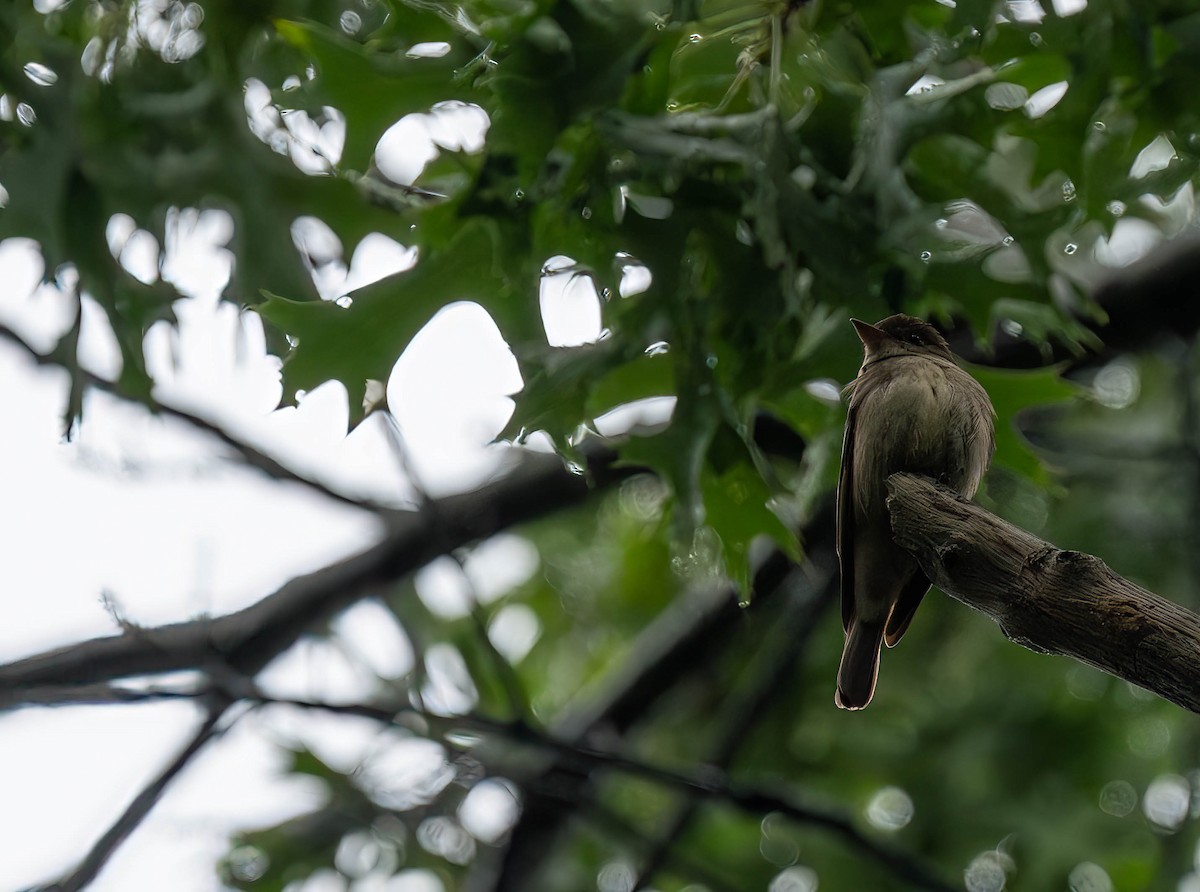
[0,322,387,513]
[244,695,956,892]
[633,546,837,890]
[32,704,230,892]
[0,442,630,706]
[887,472,1200,712]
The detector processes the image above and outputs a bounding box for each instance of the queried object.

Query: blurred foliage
[5,0,1200,890]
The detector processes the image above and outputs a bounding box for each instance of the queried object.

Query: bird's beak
[851,318,887,352]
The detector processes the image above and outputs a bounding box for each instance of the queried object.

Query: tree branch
[0,442,632,704]
[0,322,385,513]
[32,703,230,892]
[244,695,955,892]
[886,472,1200,713]
[485,544,805,892]
[632,546,837,890]
[944,233,1200,369]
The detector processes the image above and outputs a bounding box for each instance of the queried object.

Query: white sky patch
[420,643,479,716]
[594,396,676,438]
[162,207,234,297]
[905,74,945,97]
[540,256,603,347]
[425,101,490,153]
[375,114,440,184]
[4,268,72,355]
[387,300,523,494]
[459,778,521,844]
[462,533,540,601]
[1006,0,1046,23]
[333,599,416,679]
[374,102,489,184]
[1138,181,1195,237]
[414,536,537,619]
[618,257,652,297]
[120,227,161,284]
[77,294,123,380]
[242,78,344,176]
[0,702,248,890]
[344,232,417,293]
[259,702,392,776]
[257,634,384,704]
[487,603,541,663]
[415,556,476,620]
[407,42,452,59]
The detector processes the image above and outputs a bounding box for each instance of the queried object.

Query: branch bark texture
[887,472,1200,713]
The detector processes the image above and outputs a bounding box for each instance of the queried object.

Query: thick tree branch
[886,472,1200,712]
[0,443,631,704]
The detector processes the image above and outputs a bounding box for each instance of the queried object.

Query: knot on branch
[1022,545,1058,575]
[934,536,970,571]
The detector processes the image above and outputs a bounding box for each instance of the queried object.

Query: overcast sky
[0,85,581,888]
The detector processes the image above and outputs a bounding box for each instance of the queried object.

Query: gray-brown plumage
[835,314,995,710]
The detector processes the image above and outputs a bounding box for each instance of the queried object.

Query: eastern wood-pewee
[835,314,995,709]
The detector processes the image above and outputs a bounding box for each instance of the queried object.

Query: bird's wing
[883,571,932,647]
[837,397,858,632]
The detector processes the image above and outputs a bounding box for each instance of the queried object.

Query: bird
[835,314,995,710]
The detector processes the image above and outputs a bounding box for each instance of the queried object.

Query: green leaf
[274,19,478,171]
[260,218,507,418]
[586,352,675,416]
[501,339,627,444]
[701,458,798,592]
[970,364,1079,485]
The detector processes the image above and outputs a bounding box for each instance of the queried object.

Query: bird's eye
[908,333,924,345]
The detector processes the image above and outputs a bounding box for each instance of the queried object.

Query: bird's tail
[835,621,885,710]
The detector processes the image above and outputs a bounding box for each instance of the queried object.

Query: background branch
[0,323,385,513]
[32,704,230,892]
[0,441,632,704]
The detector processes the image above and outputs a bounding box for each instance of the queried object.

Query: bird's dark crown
[874,314,953,357]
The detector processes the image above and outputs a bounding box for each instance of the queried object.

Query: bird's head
[851,314,954,362]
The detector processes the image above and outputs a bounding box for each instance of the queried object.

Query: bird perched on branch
[836,314,995,709]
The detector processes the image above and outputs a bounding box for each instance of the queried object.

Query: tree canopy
[3,0,1200,890]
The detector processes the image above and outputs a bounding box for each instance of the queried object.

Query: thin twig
[568,796,741,892]
[0,321,388,513]
[449,549,533,722]
[246,695,956,892]
[31,703,230,892]
[633,550,837,890]
[0,439,630,705]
